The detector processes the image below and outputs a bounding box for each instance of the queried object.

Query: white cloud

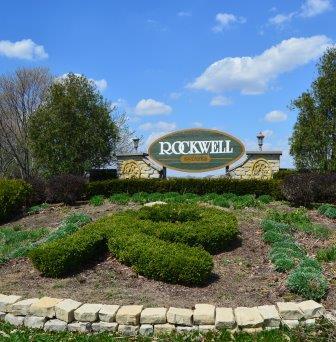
[135,99,172,116]
[188,35,331,94]
[178,11,192,17]
[210,95,232,106]
[0,39,48,60]
[265,110,288,122]
[58,73,107,91]
[139,121,176,131]
[269,12,296,26]
[212,13,246,32]
[193,122,203,128]
[300,0,332,17]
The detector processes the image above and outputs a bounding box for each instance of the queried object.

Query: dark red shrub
[26,175,47,205]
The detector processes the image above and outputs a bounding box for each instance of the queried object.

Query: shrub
[26,176,47,205]
[108,193,131,205]
[0,179,32,223]
[282,173,336,206]
[316,246,336,262]
[46,174,85,205]
[89,195,104,206]
[324,206,336,219]
[273,256,296,272]
[263,230,293,244]
[267,208,310,226]
[85,178,282,199]
[261,220,291,233]
[273,169,298,180]
[287,267,328,301]
[258,194,273,204]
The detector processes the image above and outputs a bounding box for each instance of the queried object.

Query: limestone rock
[167,307,193,326]
[67,321,92,332]
[298,300,325,319]
[0,312,6,321]
[30,297,62,318]
[194,304,215,325]
[276,302,303,320]
[99,304,120,322]
[74,303,102,322]
[257,305,281,328]
[0,295,22,312]
[176,325,199,333]
[9,298,39,316]
[234,307,264,328]
[44,319,68,332]
[116,305,143,325]
[154,323,176,334]
[118,324,139,336]
[215,307,236,329]
[140,307,167,324]
[55,299,82,323]
[139,324,154,336]
[92,322,118,332]
[144,201,167,207]
[4,313,24,326]
[282,319,299,328]
[198,325,216,333]
[24,316,47,329]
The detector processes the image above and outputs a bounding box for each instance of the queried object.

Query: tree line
[0,70,137,179]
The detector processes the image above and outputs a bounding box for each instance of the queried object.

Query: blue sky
[1,0,335,174]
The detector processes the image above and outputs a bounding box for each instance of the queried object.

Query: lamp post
[132,137,140,152]
[257,131,265,151]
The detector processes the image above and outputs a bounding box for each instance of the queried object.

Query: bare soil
[0,202,335,309]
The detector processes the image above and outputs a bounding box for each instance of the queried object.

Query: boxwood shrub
[0,179,32,223]
[85,178,282,199]
[29,203,237,285]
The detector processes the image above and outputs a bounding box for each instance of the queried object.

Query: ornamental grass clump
[108,193,131,204]
[89,195,104,206]
[316,246,336,262]
[318,204,336,219]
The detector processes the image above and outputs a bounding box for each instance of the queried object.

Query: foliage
[89,195,104,206]
[26,175,47,205]
[282,172,336,206]
[29,204,238,285]
[46,174,85,204]
[316,246,336,262]
[272,169,298,180]
[28,73,118,176]
[0,68,52,179]
[108,193,131,205]
[85,178,282,199]
[0,178,32,222]
[0,225,48,264]
[290,48,336,171]
[27,203,49,214]
[318,203,336,219]
[257,194,273,204]
[89,169,118,182]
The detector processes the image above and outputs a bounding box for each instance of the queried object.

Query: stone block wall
[0,293,334,336]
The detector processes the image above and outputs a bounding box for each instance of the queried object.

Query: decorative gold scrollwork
[251,159,272,179]
[121,160,141,179]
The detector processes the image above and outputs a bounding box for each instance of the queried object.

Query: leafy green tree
[290,48,336,171]
[28,73,118,176]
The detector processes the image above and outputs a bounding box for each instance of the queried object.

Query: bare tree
[0,68,52,178]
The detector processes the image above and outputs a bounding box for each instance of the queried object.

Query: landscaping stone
[234,307,264,329]
[4,313,24,326]
[74,303,102,322]
[276,302,304,320]
[92,322,118,332]
[282,319,300,328]
[303,318,316,326]
[325,312,336,324]
[67,322,92,332]
[139,324,154,336]
[242,327,263,333]
[99,304,120,322]
[0,312,6,321]
[298,300,325,319]
[215,307,236,329]
[9,298,39,316]
[198,325,216,333]
[29,297,62,318]
[118,324,139,336]
[167,307,193,326]
[140,307,167,324]
[144,201,167,207]
[55,299,82,323]
[24,316,47,329]
[257,305,281,328]
[0,295,22,312]
[193,304,215,325]
[176,325,199,333]
[116,305,143,325]
[44,319,68,332]
[154,323,176,334]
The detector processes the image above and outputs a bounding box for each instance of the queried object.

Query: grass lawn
[0,319,335,341]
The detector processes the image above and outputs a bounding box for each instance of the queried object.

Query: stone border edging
[0,294,334,336]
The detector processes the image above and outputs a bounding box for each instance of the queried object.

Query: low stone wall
[1,294,334,336]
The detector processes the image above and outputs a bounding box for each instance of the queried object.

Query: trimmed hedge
[29,204,238,285]
[0,179,32,223]
[85,178,282,199]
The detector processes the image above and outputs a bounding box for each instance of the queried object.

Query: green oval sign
[148,128,245,172]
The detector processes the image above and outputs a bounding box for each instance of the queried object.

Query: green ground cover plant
[318,203,336,219]
[27,202,50,214]
[262,210,329,300]
[89,195,105,206]
[316,246,336,262]
[0,179,32,223]
[29,204,238,285]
